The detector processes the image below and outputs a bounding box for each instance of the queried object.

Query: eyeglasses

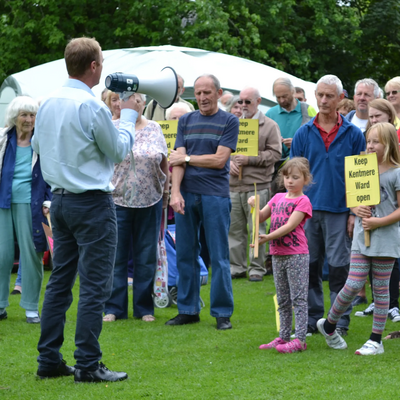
[238,100,251,105]
[386,90,398,96]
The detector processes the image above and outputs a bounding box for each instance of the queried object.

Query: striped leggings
[327,252,394,335]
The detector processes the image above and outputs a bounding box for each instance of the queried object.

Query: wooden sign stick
[359,151,370,247]
[254,194,260,258]
[46,213,52,231]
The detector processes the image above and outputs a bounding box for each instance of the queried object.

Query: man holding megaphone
[33,37,140,383]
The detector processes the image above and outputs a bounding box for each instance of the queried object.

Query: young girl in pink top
[249,157,313,353]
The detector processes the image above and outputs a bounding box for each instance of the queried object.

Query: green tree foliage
[0,0,399,92]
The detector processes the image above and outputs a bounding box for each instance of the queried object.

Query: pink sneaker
[276,338,307,354]
[259,337,288,349]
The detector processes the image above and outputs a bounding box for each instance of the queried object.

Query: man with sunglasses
[229,87,281,281]
[345,78,380,133]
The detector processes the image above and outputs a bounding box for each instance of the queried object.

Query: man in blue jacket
[291,75,365,336]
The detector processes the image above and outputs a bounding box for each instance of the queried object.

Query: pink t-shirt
[267,192,312,256]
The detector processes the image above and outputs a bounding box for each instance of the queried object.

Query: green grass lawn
[1,271,400,400]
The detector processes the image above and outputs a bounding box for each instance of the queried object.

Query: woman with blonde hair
[105,91,121,125]
[104,93,169,322]
[365,98,399,133]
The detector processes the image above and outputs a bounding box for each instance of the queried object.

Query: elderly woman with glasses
[225,95,242,118]
[385,77,400,122]
[0,96,51,323]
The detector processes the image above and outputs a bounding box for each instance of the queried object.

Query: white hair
[165,102,191,120]
[354,78,380,98]
[137,93,146,102]
[5,96,39,128]
[316,75,343,96]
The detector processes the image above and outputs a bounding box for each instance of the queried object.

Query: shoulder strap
[300,102,312,126]
[151,100,158,120]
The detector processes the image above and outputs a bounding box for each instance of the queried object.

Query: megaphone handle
[120,92,134,102]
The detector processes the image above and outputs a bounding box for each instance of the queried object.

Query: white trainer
[388,307,400,322]
[355,340,384,356]
[316,318,347,350]
[355,302,374,317]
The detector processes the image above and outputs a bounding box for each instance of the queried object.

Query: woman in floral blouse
[104,93,169,322]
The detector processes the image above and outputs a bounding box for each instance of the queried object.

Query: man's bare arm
[169,145,232,169]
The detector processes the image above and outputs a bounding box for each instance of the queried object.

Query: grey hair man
[291,74,366,337]
[166,74,239,330]
[266,77,316,159]
[144,74,195,121]
[218,90,234,110]
[346,78,380,133]
[229,87,281,281]
[166,102,192,120]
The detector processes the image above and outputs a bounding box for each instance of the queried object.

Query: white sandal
[103,314,116,322]
[141,315,155,322]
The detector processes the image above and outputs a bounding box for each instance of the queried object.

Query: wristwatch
[185,155,190,164]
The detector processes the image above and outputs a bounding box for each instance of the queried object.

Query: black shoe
[352,296,368,306]
[37,359,75,379]
[231,271,247,279]
[74,363,128,383]
[0,311,7,321]
[216,317,232,330]
[336,327,348,337]
[26,316,41,324]
[165,314,200,326]
[10,289,21,295]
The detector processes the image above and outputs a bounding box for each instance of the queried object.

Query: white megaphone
[105,66,178,109]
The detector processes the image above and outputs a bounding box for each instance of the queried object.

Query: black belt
[52,189,109,195]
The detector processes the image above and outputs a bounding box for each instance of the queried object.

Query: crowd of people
[2,35,400,383]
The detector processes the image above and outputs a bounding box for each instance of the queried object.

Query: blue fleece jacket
[290,117,365,213]
[0,127,52,252]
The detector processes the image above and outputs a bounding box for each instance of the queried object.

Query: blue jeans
[15,261,22,286]
[104,201,162,318]
[175,191,233,318]
[37,191,117,371]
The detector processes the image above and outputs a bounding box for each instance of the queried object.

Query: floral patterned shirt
[112,120,168,208]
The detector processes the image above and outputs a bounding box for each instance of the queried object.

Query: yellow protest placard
[231,119,259,157]
[345,153,380,208]
[157,120,178,156]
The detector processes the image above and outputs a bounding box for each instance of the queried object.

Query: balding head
[272,77,297,111]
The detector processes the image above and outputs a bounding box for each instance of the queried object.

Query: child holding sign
[248,157,312,353]
[318,122,400,355]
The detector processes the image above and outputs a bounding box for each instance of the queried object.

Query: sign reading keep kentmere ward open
[345,153,380,208]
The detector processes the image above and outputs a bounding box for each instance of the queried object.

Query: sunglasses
[386,90,398,96]
[238,100,252,105]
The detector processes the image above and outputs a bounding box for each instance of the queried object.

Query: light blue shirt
[11,145,32,203]
[32,79,137,193]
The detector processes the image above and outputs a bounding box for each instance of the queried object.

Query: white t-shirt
[351,114,368,133]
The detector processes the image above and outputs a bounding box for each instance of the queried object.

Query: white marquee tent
[0,45,317,127]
